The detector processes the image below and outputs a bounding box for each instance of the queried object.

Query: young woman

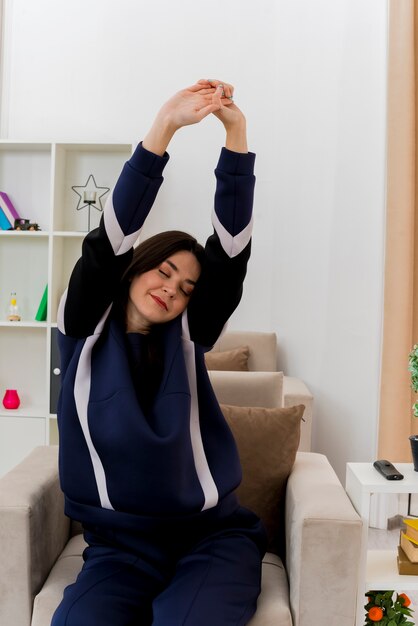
[52,79,267,626]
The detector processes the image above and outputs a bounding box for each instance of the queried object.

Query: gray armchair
[0,445,361,626]
[0,331,361,625]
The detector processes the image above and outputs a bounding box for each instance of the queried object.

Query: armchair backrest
[209,331,283,409]
[211,331,277,372]
[208,371,283,408]
[208,331,313,453]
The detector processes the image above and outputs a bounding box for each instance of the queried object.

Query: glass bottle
[7,292,21,321]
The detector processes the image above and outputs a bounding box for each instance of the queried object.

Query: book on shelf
[400,531,418,562]
[398,545,418,574]
[403,517,418,544]
[0,191,20,229]
[35,285,48,322]
[0,209,11,230]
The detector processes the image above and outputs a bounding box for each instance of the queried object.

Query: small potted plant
[408,344,418,470]
[365,590,414,625]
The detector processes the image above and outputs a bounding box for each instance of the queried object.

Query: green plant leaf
[400,607,413,615]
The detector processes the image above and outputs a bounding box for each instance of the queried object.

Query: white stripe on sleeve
[211,209,253,258]
[104,192,142,256]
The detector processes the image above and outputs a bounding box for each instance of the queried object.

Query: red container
[2,389,20,410]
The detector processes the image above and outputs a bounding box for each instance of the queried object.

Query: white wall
[0,0,388,481]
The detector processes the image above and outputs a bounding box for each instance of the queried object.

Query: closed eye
[159,268,192,297]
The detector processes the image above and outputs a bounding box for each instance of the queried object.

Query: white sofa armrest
[285,452,362,626]
[0,445,70,626]
[282,376,313,451]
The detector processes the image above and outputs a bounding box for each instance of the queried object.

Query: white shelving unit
[0,140,133,476]
[345,462,418,626]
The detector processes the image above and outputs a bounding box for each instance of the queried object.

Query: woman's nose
[162,284,176,297]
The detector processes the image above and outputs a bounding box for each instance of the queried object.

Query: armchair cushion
[221,403,304,553]
[204,345,250,371]
[31,534,87,626]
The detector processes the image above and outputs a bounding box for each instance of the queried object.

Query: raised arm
[187,80,256,347]
[58,144,169,338]
[59,81,233,338]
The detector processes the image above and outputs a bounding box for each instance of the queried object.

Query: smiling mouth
[151,295,168,311]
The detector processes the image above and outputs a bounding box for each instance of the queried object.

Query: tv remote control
[373,459,404,480]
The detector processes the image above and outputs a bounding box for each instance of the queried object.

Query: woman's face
[126,250,201,333]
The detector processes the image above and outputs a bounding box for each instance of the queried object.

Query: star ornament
[71,174,110,213]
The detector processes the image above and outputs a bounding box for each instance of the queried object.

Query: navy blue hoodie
[57,142,255,531]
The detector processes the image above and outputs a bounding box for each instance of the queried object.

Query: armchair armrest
[285,452,362,626]
[282,376,313,451]
[0,445,70,626]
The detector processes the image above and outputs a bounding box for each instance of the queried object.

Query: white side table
[346,462,418,626]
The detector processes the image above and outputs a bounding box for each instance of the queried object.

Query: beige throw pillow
[204,346,250,371]
[221,403,305,553]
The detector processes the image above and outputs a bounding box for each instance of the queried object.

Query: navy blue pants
[51,506,267,626]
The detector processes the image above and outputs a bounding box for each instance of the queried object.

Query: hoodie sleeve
[58,143,170,338]
[186,148,256,347]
